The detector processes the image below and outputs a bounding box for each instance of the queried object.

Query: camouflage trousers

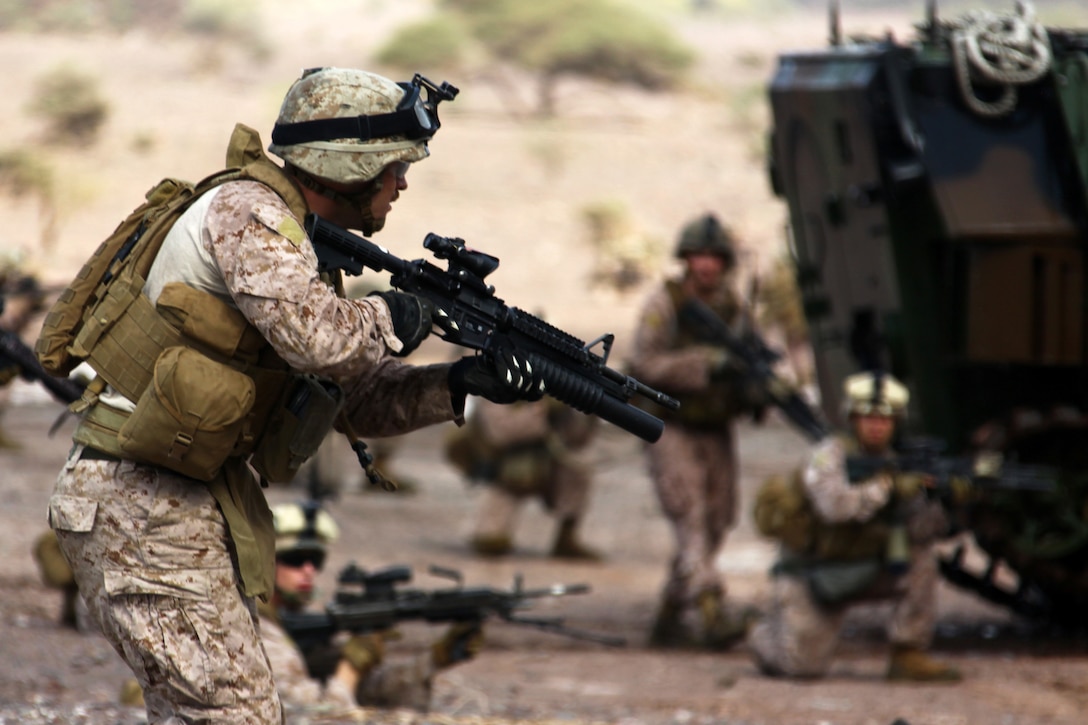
[472,463,591,540]
[748,545,939,678]
[646,424,738,610]
[48,445,283,724]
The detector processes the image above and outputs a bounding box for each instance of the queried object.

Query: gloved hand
[431,621,484,668]
[340,632,385,676]
[892,472,930,500]
[448,346,546,407]
[369,290,434,357]
[706,347,731,377]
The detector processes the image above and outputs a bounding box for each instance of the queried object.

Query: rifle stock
[305,214,678,443]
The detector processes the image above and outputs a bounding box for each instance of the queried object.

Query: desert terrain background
[3,1,1088,724]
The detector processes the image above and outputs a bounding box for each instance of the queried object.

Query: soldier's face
[274,557,319,610]
[853,413,896,451]
[685,252,727,292]
[369,161,410,223]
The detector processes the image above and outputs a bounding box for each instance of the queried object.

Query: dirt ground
[2,390,1088,725]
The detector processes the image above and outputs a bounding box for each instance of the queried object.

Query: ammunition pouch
[117,346,256,481]
[804,558,882,607]
[495,445,553,494]
[752,470,814,552]
[250,373,344,483]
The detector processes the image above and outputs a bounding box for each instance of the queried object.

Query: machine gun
[305,214,679,443]
[845,437,1058,495]
[0,297,84,406]
[279,563,627,662]
[676,296,830,442]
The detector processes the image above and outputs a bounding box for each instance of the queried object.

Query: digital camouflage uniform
[466,397,598,558]
[49,178,459,724]
[748,434,951,679]
[628,277,750,646]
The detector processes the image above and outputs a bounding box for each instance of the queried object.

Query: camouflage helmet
[268,68,447,184]
[842,371,909,418]
[674,213,737,267]
[272,502,339,559]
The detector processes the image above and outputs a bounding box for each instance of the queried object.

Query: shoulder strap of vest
[123,124,307,282]
[225,123,309,222]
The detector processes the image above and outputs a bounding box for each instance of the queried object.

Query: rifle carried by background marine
[305,215,679,444]
[279,563,627,668]
[846,436,1058,496]
[676,296,829,442]
[0,297,84,406]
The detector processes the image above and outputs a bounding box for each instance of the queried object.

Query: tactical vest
[651,279,746,429]
[753,435,892,561]
[38,124,339,484]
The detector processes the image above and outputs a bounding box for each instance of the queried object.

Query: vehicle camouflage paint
[766,1,1088,624]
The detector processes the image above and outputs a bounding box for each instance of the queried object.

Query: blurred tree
[375,16,470,71]
[379,0,694,116]
[26,65,109,146]
[580,200,662,293]
[0,149,57,251]
[757,254,813,384]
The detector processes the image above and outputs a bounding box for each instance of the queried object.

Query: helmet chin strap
[289,166,384,235]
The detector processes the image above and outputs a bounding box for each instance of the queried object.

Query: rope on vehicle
[948,0,1052,118]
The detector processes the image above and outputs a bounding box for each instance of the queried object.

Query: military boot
[697,590,751,651]
[886,645,962,682]
[59,585,80,630]
[648,599,697,649]
[550,518,603,561]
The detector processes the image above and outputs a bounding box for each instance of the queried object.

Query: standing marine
[627,212,762,649]
[748,371,961,681]
[41,67,544,723]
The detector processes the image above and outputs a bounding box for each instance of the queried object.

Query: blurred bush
[26,65,109,146]
[376,15,470,72]
[0,0,184,32]
[381,0,694,116]
[580,200,663,293]
[0,149,54,200]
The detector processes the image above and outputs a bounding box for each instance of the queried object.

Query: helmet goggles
[271,73,459,147]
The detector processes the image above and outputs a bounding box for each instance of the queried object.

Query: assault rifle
[676,296,830,442]
[0,298,84,406]
[279,563,627,660]
[305,215,679,443]
[845,437,1058,494]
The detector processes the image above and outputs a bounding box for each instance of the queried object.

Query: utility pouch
[497,447,552,494]
[251,373,343,484]
[117,346,256,481]
[805,559,881,607]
